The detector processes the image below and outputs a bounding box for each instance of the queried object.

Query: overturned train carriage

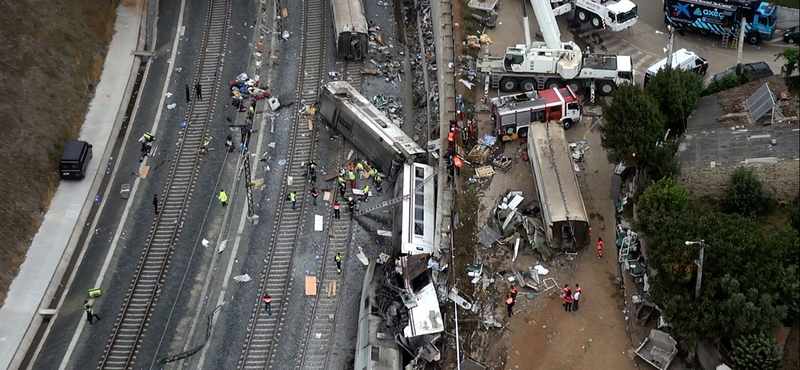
[319,81,427,181]
[331,0,369,60]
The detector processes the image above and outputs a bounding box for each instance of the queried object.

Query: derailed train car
[318,81,427,181]
[330,0,369,60]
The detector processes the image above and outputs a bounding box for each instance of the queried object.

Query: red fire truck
[491,87,582,135]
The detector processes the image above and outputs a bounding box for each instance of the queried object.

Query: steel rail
[236,0,327,367]
[97,0,232,368]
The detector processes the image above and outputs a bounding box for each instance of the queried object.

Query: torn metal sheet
[476,225,501,248]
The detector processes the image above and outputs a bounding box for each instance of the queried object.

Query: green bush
[723,167,770,216]
[702,70,748,96]
[730,333,782,370]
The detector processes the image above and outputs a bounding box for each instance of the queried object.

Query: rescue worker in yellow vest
[219,190,228,207]
[289,191,297,210]
[356,162,364,175]
[369,168,378,178]
[334,252,342,274]
[374,174,383,192]
[84,301,101,324]
[348,170,356,189]
[338,177,346,198]
[362,185,371,202]
[139,132,155,144]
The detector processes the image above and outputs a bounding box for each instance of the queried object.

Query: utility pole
[228,123,258,223]
[736,17,746,66]
[666,25,675,68]
[685,240,707,299]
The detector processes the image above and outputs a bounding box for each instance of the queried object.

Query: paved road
[570,0,794,84]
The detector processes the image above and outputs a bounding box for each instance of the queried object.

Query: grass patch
[0,0,120,308]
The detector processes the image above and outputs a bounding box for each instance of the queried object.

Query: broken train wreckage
[355,256,446,369]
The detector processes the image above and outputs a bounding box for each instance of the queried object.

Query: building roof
[677,95,800,171]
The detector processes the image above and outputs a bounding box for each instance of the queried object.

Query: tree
[646,211,799,347]
[600,84,666,168]
[723,167,770,216]
[634,177,689,236]
[730,333,782,370]
[775,47,799,90]
[645,66,704,130]
[702,71,748,96]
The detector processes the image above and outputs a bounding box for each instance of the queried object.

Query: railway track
[97,0,232,369]
[293,60,364,369]
[237,0,327,367]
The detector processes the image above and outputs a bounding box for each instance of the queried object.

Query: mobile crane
[477,0,634,95]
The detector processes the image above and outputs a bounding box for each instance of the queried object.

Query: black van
[60,140,93,180]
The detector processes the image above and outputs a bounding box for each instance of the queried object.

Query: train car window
[414,208,424,221]
[415,167,425,178]
[415,194,424,205]
[414,221,424,236]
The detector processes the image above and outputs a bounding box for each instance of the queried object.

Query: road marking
[58,0,189,367]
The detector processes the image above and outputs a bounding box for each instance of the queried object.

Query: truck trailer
[663,0,777,45]
[526,121,589,252]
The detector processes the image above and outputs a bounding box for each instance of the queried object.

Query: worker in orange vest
[448,131,455,149]
[510,285,518,299]
[505,295,515,316]
[453,156,463,176]
[597,237,603,258]
[263,294,272,315]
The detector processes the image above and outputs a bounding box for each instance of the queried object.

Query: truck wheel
[500,77,518,93]
[545,79,565,89]
[577,10,589,23]
[597,81,615,96]
[562,119,573,130]
[567,81,584,94]
[521,79,537,92]
[747,34,761,45]
[590,16,603,29]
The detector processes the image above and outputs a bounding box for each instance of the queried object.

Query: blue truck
[663,0,777,45]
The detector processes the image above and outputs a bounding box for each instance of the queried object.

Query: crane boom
[355,172,436,216]
[529,0,562,50]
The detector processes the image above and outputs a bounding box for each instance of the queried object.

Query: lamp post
[685,240,707,299]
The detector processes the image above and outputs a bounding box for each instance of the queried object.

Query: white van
[643,48,709,86]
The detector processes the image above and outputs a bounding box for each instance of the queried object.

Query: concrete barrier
[776,6,799,30]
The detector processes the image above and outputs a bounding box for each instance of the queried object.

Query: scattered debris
[234,274,252,283]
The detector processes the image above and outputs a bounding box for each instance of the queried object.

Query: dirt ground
[0,1,119,307]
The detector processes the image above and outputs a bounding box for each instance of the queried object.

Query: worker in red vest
[333,202,341,219]
[505,295,515,316]
[448,131,455,149]
[263,294,272,315]
[453,156,462,176]
[510,286,518,299]
[597,237,604,258]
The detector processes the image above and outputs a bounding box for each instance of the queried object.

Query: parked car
[785,26,799,44]
[711,61,774,83]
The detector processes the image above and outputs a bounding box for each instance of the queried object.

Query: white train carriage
[392,163,436,256]
[330,0,369,60]
[319,81,427,181]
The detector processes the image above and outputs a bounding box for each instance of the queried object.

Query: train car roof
[527,121,588,223]
[324,81,427,158]
[331,0,368,33]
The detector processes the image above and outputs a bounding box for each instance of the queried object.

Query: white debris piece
[534,264,549,275]
[218,240,228,253]
[234,274,252,283]
[202,239,210,248]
